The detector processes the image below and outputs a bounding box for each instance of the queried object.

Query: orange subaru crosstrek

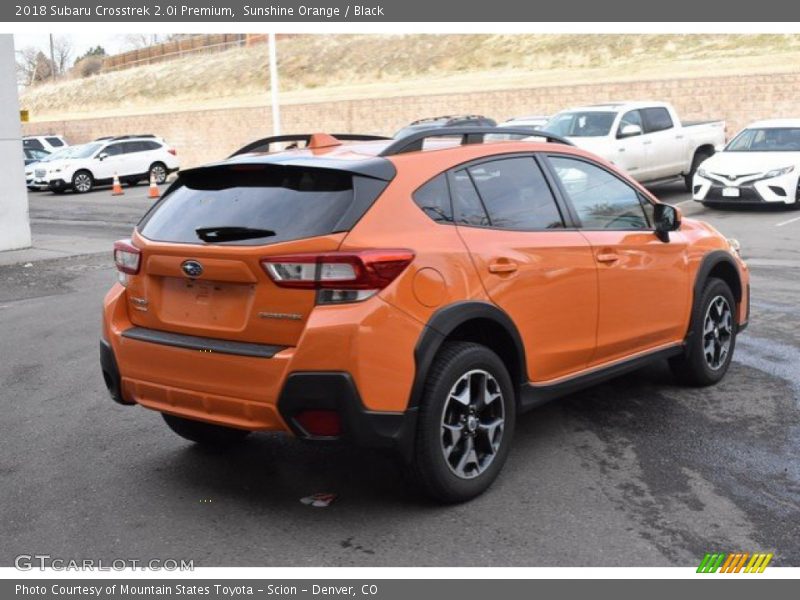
[101,128,750,502]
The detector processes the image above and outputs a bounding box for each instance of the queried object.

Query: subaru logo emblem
[181,260,203,278]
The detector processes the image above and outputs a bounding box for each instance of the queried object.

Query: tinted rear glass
[138,165,388,246]
[46,137,65,147]
[468,157,564,230]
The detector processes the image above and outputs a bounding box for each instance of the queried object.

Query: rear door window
[451,169,489,227]
[642,107,674,133]
[138,165,388,246]
[122,141,145,153]
[103,143,124,156]
[467,157,564,230]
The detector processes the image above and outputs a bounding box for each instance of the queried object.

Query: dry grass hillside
[21,34,800,121]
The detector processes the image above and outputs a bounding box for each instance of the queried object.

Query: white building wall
[0,34,31,251]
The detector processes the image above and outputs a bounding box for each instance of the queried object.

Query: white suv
[34,135,180,194]
[23,135,69,154]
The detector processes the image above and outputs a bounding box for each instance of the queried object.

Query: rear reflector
[294,410,342,437]
[261,250,414,302]
[113,239,141,275]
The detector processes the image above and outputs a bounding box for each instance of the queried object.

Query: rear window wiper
[195,226,276,242]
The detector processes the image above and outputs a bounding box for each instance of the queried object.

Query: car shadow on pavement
[149,361,681,512]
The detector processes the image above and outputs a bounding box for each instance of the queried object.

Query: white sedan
[693,119,800,206]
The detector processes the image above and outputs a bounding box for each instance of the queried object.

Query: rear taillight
[113,239,141,286]
[167,148,177,156]
[261,250,414,304]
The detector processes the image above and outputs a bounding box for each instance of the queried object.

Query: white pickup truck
[544,101,725,189]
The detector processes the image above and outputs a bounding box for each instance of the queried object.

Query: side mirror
[654,203,681,242]
[97,152,108,161]
[617,124,642,139]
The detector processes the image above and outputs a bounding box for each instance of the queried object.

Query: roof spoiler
[379,127,574,156]
[230,134,390,157]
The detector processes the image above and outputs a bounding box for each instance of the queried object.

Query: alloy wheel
[151,164,167,184]
[74,173,92,193]
[703,295,733,370]
[440,369,505,479]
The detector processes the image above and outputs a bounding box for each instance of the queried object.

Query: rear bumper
[100,335,417,454]
[100,283,422,453]
[278,372,417,457]
[100,338,130,405]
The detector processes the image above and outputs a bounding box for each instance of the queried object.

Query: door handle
[676,135,685,140]
[596,252,619,263]
[488,260,518,274]
[643,140,653,145]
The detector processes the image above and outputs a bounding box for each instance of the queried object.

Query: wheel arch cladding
[697,250,742,305]
[410,302,527,409]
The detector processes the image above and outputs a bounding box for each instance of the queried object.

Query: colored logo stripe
[697,553,725,573]
[745,553,773,573]
[697,552,773,573]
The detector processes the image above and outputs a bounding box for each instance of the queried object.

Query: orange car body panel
[102,137,750,432]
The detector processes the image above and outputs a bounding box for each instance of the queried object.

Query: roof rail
[408,114,490,126]
[379,127,574,157]
[94,134,158,142]
[230,134,390,157]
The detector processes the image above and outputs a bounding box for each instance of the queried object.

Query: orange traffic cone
[111,173,123,196]
[148,172,160,199]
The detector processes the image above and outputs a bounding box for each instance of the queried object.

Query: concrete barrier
[0,34,31,252]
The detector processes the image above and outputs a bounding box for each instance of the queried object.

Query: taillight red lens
[261,250,414,291]
[113,239,141,275]
[168,148,177,156]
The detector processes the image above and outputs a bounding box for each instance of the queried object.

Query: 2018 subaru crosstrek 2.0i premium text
[101,130,750,503]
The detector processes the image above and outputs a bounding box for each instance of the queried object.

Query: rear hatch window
[138,164,388,246]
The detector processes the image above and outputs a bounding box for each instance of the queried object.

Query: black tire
[684,149,713,191]
[149,162,168,185]
[71,170,94,194]
[51,188,66,195]
[408,342,516,503]
[162,413,251,447]
[669,277,737,387]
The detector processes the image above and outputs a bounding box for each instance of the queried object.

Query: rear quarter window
[46,137,65,147]
[413,174,453,223]
[138,165,388,246]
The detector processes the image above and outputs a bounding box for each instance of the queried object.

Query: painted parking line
[775,215,800,227]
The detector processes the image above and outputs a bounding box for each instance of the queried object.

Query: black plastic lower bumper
[100,339,133,405]
[277,372,417,460]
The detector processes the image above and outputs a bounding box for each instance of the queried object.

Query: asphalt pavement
[1,181,798,567]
